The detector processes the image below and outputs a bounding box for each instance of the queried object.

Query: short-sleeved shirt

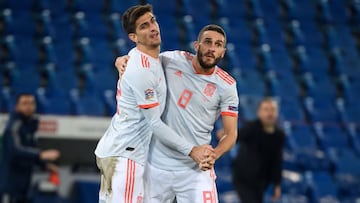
[95,48,166,165]
[148,51,239,171]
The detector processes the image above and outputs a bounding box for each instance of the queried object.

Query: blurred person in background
[217,98,285,203]
[0,93,60,203]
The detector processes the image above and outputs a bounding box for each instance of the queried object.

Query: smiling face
[129,12,161,49]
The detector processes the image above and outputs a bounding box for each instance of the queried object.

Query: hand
[199,148,217,171]
[115,55,130,77]
[40,149,60,161]
[189,145,214,164]
[271,185,281,202]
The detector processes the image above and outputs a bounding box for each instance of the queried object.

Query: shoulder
[215,67,236,86]
[160,50,193,61]
[240,120,259,131]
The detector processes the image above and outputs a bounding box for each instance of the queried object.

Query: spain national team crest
[203,83,216,97]
[145,88,155,100]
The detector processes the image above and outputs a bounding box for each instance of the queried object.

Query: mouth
[204,54,215,59]
[150,32,160,39]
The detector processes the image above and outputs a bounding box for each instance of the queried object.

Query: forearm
[214,131,237,159]
[141,108,194,156]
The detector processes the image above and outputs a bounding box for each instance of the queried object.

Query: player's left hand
[115,55,130,77]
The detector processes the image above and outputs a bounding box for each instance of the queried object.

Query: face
[16,95,36,117]
[257,101,278,126]
[195,30,226,69]
[129,12,161,48]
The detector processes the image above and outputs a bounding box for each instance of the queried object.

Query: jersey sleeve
[128,64,160,109]
[220,83,239,117]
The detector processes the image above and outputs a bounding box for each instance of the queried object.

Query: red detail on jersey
[183,51,194,61]
[138,102,159,109]
[216,68,235,85]
[203,83,217,97]
[221,111,238,117]
[177,89,193,108]
[136,194,143,203]
[116,89,122,114]
[203,191,214,203]
[124,159,136,203]
[175,70,183,77]
[141,54,150,68]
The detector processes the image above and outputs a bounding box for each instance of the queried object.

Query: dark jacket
[0,112,43,196]
[233,119,285,188]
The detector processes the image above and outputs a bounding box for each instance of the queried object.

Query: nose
[150,22,158,31]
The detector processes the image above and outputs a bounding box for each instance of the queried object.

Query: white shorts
[96,156,144,203]
[144,163,218,203]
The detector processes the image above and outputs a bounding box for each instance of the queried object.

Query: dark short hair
[122,4,153,34]
[257,97,278,110]
[15,93,34,104]
[197,24,227,45]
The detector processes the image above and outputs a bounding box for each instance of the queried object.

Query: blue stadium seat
[91,39,114,65]
[259,0,280,19]
[236,69,266,96]
[238,95,263,121]
[247,0,265,18]
[281,170,307,196]
[283,0,316,20]
[228,44,256,70]
[103,90,117,116]
[75,37,94,65]
[70,90,105,116]
[316,0,334,23]
[39,36,57,64]
[215,0,246,18]
[286,20,305,47]
[71,0,104,12]
[93,64,117,93]
[328,0,350,24]
[299,21,324,47]
[287,123,331,171]
[106,0,140,13]
[9,63,40,94]
[305,171,340,202]
[314,123,349,152]
[267,70,300,99]
[302,73,337,99]
[346,124,360,156]
[84,13,108,39]
[35,10,56,38]
[277,98,305,122]
[8,9,36,37]
[147,0,180,15]
[349,0,360,23]
[303,96,340,123]
[36,88,72,115]
[336,97,360,124]
[294,46,329,76]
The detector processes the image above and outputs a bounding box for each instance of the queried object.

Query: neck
[136,44,160,59]
[192,57,215,75]
[263,124,275,133]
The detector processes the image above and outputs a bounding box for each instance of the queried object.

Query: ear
[128,33,137,43]
[193,41,199,51]
[221,47,226,58]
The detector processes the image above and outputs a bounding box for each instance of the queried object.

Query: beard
[197,47,222,69]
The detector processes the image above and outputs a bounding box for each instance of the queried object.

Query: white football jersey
[148,51,239,170]
[95,48,167,165]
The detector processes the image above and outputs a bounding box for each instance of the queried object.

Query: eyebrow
[138,15,156,28]
[204,38,225,43]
